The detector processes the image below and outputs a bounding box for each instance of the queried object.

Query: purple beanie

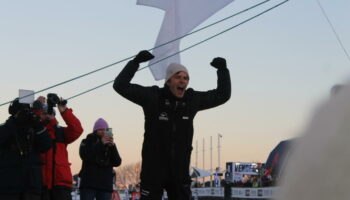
[93,118,109,132]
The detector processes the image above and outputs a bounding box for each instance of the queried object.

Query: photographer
[0,98,52,200]
[32,95,83,200]
[79,118,122,200]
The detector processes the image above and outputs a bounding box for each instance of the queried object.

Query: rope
[0,0,271,107]
[316,0,350,64]
[65,0,290,101]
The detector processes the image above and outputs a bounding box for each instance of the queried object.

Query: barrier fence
[72,187,277,200]
[192,187,276,199]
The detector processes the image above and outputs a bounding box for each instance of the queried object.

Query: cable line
[316,0,350,64]
[65,0,290,101]
[0,0,271,107]
[140,0,289,71]
[66,81,113,100]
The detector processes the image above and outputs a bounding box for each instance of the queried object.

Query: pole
[218,134,221,170]
[210,136,213,187]
[196,140,198,168]
[218,134,222,187]
[203,138,205,187]
[195,140,198,186]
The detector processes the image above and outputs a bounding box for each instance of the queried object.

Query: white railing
[230,187,277,199]
[174,187,276,199]
[73,187,277,199]
[192,187,225,197]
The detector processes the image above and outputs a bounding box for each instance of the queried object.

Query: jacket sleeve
[194,67,231,111]
[109,144,122,167]
[1,121,52,153]
[61,108,84,144]
[113,60,156,107]
[0,125,13,146]
[33,129,53,153]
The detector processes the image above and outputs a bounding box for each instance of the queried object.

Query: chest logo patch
[159,112,169,121]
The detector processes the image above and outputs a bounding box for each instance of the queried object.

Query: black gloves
[210,57,227,69]
[133,50,154,64]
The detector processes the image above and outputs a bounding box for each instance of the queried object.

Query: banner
[226,162,260,182]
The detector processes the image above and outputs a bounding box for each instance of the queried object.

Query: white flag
[137,0,234,80]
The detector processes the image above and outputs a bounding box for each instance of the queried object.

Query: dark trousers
[140,181,192,200]
[80,188,112,200]
[40,187,72,200]
[0,193,41,200]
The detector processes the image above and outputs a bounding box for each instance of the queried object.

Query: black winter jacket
[113,60,231,184]
[0,117,52,194]
[79,133,122,192]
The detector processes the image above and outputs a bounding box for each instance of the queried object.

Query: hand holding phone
[103,128,114,146]
[106,128,113,137]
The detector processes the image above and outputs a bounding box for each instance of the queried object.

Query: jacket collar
[162,85,188,101]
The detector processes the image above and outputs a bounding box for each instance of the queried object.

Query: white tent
[190,167,213,178]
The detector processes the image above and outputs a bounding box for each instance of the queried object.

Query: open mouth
[177,86,185,93]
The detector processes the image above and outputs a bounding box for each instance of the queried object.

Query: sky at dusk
[1,0,349,174]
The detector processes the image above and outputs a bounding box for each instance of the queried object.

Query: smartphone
[106,128,113,137]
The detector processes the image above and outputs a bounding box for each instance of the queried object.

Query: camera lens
[47,93,60,105]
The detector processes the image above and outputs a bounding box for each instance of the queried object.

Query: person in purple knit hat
[78,118,122,200]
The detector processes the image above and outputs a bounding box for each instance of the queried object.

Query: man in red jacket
[33,96,84,200]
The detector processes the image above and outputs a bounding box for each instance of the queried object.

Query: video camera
[9,98,30,116]
[47,93,67,115]
[9,100,40,128]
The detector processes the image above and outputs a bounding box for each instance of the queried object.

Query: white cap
[165,63,189,82]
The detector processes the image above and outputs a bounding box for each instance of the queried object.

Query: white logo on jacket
[159,112,169,121]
